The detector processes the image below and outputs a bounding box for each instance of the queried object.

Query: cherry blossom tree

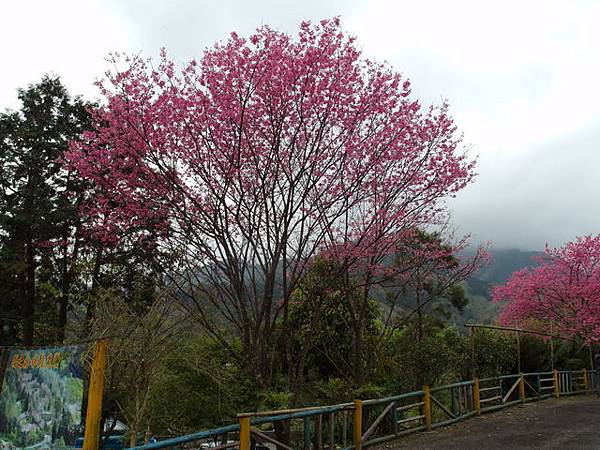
[493,235,600,344]
[66,19,476,387]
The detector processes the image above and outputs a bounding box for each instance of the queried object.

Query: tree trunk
[58,223,78,343]
[254,333,273,390]
[85,248,104,335]
[23,239,35,345]
[352,316,364,386]
[415,289,424,389]
[416,290,423,344]
[58,286,70,343]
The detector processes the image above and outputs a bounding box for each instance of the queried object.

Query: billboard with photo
[0,345,86,449]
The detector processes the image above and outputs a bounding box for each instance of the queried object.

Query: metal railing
[128,369,599,450]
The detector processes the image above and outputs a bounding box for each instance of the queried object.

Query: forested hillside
[477,249,542,285]
[458,249,542,325]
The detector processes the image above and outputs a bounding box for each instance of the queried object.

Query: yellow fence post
[353,400,363,450]
[519,374,525,403]
[423,385,432,431]
[352,400,362,450]
[583,369,589,392]
[239,416,251,450]
[83,339,108,450]
[473,378,481,416]
[553,369,560,398]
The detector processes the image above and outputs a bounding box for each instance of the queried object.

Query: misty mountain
[477,248,543,285]
[458,248,543,325]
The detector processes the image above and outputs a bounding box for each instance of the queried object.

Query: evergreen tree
[0,76,92,344]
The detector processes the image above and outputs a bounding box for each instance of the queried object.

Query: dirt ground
[375,395,600,450]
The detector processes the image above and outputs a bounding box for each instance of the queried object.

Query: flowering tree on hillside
[66,19,476,387]
[493,235,600,344]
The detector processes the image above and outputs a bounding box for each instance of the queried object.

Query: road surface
[376,395,600,450]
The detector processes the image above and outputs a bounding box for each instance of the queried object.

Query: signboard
[0,345,85,449]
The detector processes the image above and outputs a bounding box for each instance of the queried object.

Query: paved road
[376,395,600,450]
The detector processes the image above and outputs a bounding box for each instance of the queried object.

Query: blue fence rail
[127,369,599,450]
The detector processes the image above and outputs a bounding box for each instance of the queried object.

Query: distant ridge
[476,248,543,285]
[458,248,543,324]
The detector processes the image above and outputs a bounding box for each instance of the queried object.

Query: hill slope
[460,248,542,324]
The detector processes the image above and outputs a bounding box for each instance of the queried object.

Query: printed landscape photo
[0,346,85,449]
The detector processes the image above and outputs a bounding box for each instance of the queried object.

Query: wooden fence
[128,369,599,450]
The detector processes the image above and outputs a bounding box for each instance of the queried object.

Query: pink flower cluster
[493,235,600,343]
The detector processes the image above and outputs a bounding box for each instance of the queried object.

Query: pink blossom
[493,235,600,343]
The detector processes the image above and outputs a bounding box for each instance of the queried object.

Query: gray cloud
[103,0,359,63]
[451,120,600,250]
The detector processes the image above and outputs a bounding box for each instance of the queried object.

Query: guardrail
[128,369,599,450]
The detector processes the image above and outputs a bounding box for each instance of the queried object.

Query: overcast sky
[2,0,599,251]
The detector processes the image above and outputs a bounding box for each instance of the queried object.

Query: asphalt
[375,395,600,450]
